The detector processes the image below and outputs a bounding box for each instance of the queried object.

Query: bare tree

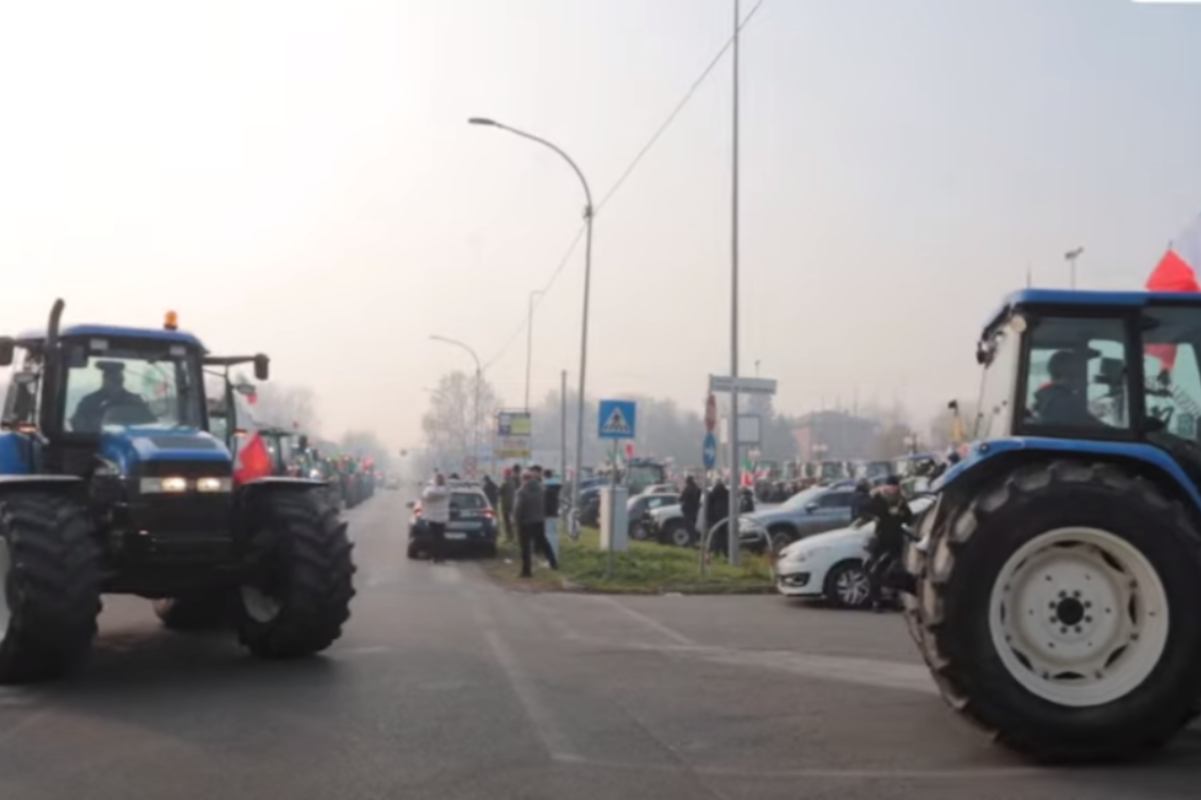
[420,370,502,472]
[233,375,319,434]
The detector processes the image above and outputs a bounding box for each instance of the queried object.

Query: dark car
[407,487,498,559]
[628,492,680,540]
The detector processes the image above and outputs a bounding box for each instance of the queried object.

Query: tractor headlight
[196,476,232,493]
[141,476,189,494]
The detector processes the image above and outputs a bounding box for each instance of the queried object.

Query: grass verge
[481,527,775,594]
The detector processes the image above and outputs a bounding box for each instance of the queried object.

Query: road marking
[481,627,578,760]
[589,596,695,645]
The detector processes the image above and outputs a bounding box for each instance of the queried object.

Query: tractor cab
[966,289,1201,473]
[1,316,223,478]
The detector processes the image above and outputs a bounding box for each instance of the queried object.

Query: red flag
[234,431,272,485]
[1146,213,1201,370]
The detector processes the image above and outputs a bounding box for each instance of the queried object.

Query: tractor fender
[935,436,1201,512]
[0,475,86,502]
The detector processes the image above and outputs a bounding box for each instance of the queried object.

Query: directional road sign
[708,375,777,395]
[702,432,717,469]
[598,399,637,440]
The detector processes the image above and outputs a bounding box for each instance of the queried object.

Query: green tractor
[906,289,1201,760]
[0,301,355,677]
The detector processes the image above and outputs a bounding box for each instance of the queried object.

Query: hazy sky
[2,0,1199,451]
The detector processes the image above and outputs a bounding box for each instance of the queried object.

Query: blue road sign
[598,399,637,440]
[702,432,717,469]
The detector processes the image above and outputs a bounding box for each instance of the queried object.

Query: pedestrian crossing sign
[598,399,637,440]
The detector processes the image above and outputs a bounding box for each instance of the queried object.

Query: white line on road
[588,595,695,645]
[481,627,579,761]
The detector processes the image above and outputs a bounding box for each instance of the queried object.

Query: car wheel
[663,521,692,548]
[630,522,650,541]
[825,561,872,609]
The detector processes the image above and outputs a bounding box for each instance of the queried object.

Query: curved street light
[429,334,483,476]
[469,116,594,534]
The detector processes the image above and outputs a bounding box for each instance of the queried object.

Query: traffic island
[482,528,775,594]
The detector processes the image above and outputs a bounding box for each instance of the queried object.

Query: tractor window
[975,320,1021,439]
[1142,307,1201,441]
[1021,316,1130,432]
[64,342,204,433]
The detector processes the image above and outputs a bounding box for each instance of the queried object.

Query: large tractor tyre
[236,492,356,659]
[0,492,102,682]
[912,460,1201,761]
[153,594,230,631]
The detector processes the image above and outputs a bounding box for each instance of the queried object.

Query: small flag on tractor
[1147,211,1201,371]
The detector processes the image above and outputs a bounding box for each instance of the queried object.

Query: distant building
[791,410,880,461]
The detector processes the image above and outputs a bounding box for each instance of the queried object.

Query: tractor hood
[99,426,232,476]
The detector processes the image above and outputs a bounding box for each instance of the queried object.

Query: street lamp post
[429,335,484,477]
[525,289,544,412]
[469,117,594,534]
[1065,246,1084,290]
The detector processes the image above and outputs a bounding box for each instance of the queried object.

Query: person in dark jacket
[1032,350,1097,426]
[680,475,702,537]
[514,469,557,577]
[850,479,872,521]
[542,468,562,561]
[864,476,914,610]
[482,474,499,509]
[706,480,731,556]
[499,469,517,542]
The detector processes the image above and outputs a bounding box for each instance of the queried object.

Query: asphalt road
[2,490,1200,799]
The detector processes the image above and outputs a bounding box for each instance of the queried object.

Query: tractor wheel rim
[989,526,1169,707]
[836,567,870,607]
[0,539,10,633]
[240,584,283,624]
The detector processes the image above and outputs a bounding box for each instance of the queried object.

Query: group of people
[422,464,561,578]
[676,475,754,554]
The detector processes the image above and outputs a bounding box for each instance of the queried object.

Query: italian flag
[230,387,272,485]
[1146,211,1201,370]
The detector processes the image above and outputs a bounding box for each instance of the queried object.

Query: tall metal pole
[728,0,741,567]
[560,369,568,483]
[467,117,594,536]
[524,289,544,411]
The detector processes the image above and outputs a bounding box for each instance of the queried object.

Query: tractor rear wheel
[912,461,1201,761]
[0,491,101,682]
[236,492,356,659]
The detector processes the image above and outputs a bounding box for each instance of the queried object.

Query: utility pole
[728,0,742,567]
[560,370,567,485]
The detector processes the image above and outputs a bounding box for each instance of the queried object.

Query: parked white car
[775,496,934,609]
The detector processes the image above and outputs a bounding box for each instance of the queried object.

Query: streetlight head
[468,117,498,126]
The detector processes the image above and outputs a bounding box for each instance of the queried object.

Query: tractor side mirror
[0,337,14,367]
[253,354,270,381]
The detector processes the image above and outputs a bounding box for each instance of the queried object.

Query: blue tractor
[905,289,1201,760]
[0,301,355,679]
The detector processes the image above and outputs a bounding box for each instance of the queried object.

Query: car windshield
[63,340,203,433]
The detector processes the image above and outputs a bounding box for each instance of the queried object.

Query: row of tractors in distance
[206,378,377,512]
[0,300,356,681]
[905,288,1201,761]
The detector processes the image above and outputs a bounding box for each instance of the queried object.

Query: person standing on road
[482,474,499,509]
[864,475,914,611]
[542,468,562,562]
[421,472,452,564]
[515,468,557,577]
[850,479,872,521]
[499,468,517,542]
[706,479,731,556]
[680,475,701,538]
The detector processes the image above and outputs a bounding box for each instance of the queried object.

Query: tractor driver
[71,361,155,432]
[1033,350,1099,426]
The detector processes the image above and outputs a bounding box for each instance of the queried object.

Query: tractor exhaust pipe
[39,299,65,436]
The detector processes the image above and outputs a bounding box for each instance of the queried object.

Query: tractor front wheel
[236,492,356,659]
[0,491,101,682]
[912,461,1201,761]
